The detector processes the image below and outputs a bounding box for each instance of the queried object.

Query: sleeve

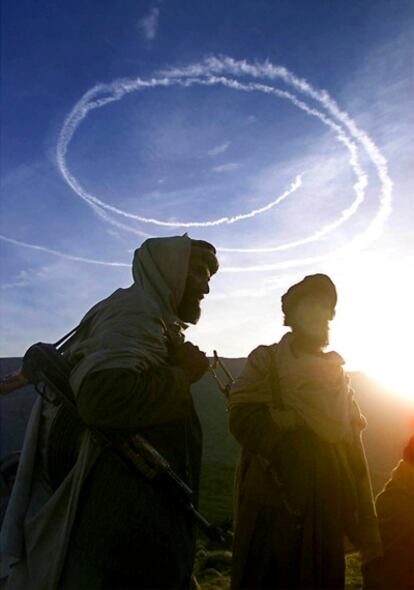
[68,309,169,397]
[76,365,191,431]
[228,345,298,461]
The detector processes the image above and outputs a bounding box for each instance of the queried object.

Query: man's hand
[169,342,209,384]
[0,370,28,395]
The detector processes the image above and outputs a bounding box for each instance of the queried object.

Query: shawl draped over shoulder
[228,332,382,585]
[0,234,193,590]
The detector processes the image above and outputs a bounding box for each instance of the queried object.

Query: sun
[330,262,414,403]
[353,350,412,401]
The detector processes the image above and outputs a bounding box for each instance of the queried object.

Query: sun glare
[332,266,414,403]
[341,344,413,402]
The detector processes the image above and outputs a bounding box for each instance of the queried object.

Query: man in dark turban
[1,235,219,590]
[228,274,381,589]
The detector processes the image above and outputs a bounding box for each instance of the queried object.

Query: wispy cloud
[137,3,161,41]
[212,162,240,173]
[0,270,30,290]
[0,235,129,267]
[208,142,230,156]
[0,259,130,356]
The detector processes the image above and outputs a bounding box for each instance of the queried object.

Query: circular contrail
[56,77,303,228]
[2,57,393,275]
[56,72,367,245]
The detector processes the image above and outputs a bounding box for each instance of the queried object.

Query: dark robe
[230,422,353,589]
[363,460,414,590]
[229,344,378,590]
[58,365,202,590]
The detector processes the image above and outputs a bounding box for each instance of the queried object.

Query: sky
[1,0,413,399]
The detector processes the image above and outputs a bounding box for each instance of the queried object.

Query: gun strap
[53,324,82,348]
[262,343,303,520]
[25,343,223,541]
[53,308,100,349]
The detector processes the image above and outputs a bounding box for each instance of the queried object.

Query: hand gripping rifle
[2,339,226,543]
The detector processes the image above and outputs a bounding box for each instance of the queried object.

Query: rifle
[208,350,234,398]
[4,341,226,543]
[207,352,303,522]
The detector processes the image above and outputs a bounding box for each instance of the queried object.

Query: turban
[281,273,337,320]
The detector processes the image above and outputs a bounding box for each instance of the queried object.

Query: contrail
[57,83,303,228]
[56,69,368,249]
[90,203,154,239]
[4,57,393,276]
[218,174,366,253]
[0,235,129,267]
[164,59,392,251]
[193,76,367,252]
[0,231,369,276]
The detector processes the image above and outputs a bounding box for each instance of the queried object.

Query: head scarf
[68,235,194,396]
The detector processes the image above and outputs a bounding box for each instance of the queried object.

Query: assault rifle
[4,341,227,543]
[207,351,303,522]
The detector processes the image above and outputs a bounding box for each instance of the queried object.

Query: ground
[195,549,363,589]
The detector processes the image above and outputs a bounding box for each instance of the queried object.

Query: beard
[177,293,202,324]
[293,324,330,353]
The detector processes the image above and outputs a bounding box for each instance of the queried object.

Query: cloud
[0,235,129,267]
[137,4,161,41]
[0,270,30,290]
[0,259,130,356]
[212,162,240,173]
[208,142,230,156]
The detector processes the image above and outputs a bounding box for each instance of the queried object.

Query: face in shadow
[289,292,334,352]
[177,257,212,324]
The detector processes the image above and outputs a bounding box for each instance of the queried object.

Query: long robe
[228,340,381,590]
[0,235,203,589]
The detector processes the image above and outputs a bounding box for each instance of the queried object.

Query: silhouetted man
[229,274,381,590]
[363,435,414,590]
[1,235,218,590]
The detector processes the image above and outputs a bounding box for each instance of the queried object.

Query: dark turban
[281,273,337,325]
[190,239,219,276]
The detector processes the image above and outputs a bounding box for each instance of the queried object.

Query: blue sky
[1,0,413,397]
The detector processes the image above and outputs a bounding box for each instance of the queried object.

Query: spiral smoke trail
[1,57,392,277]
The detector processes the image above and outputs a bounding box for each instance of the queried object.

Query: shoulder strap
[54,310,98,350]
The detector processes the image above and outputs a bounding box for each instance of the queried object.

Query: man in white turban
[228,274,381,590]
[1,234,219,590]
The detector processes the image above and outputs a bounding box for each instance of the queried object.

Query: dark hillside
[0,358,36,457]
[1,357,413,522]
[348,372,413,493]
[193,361,413,520]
